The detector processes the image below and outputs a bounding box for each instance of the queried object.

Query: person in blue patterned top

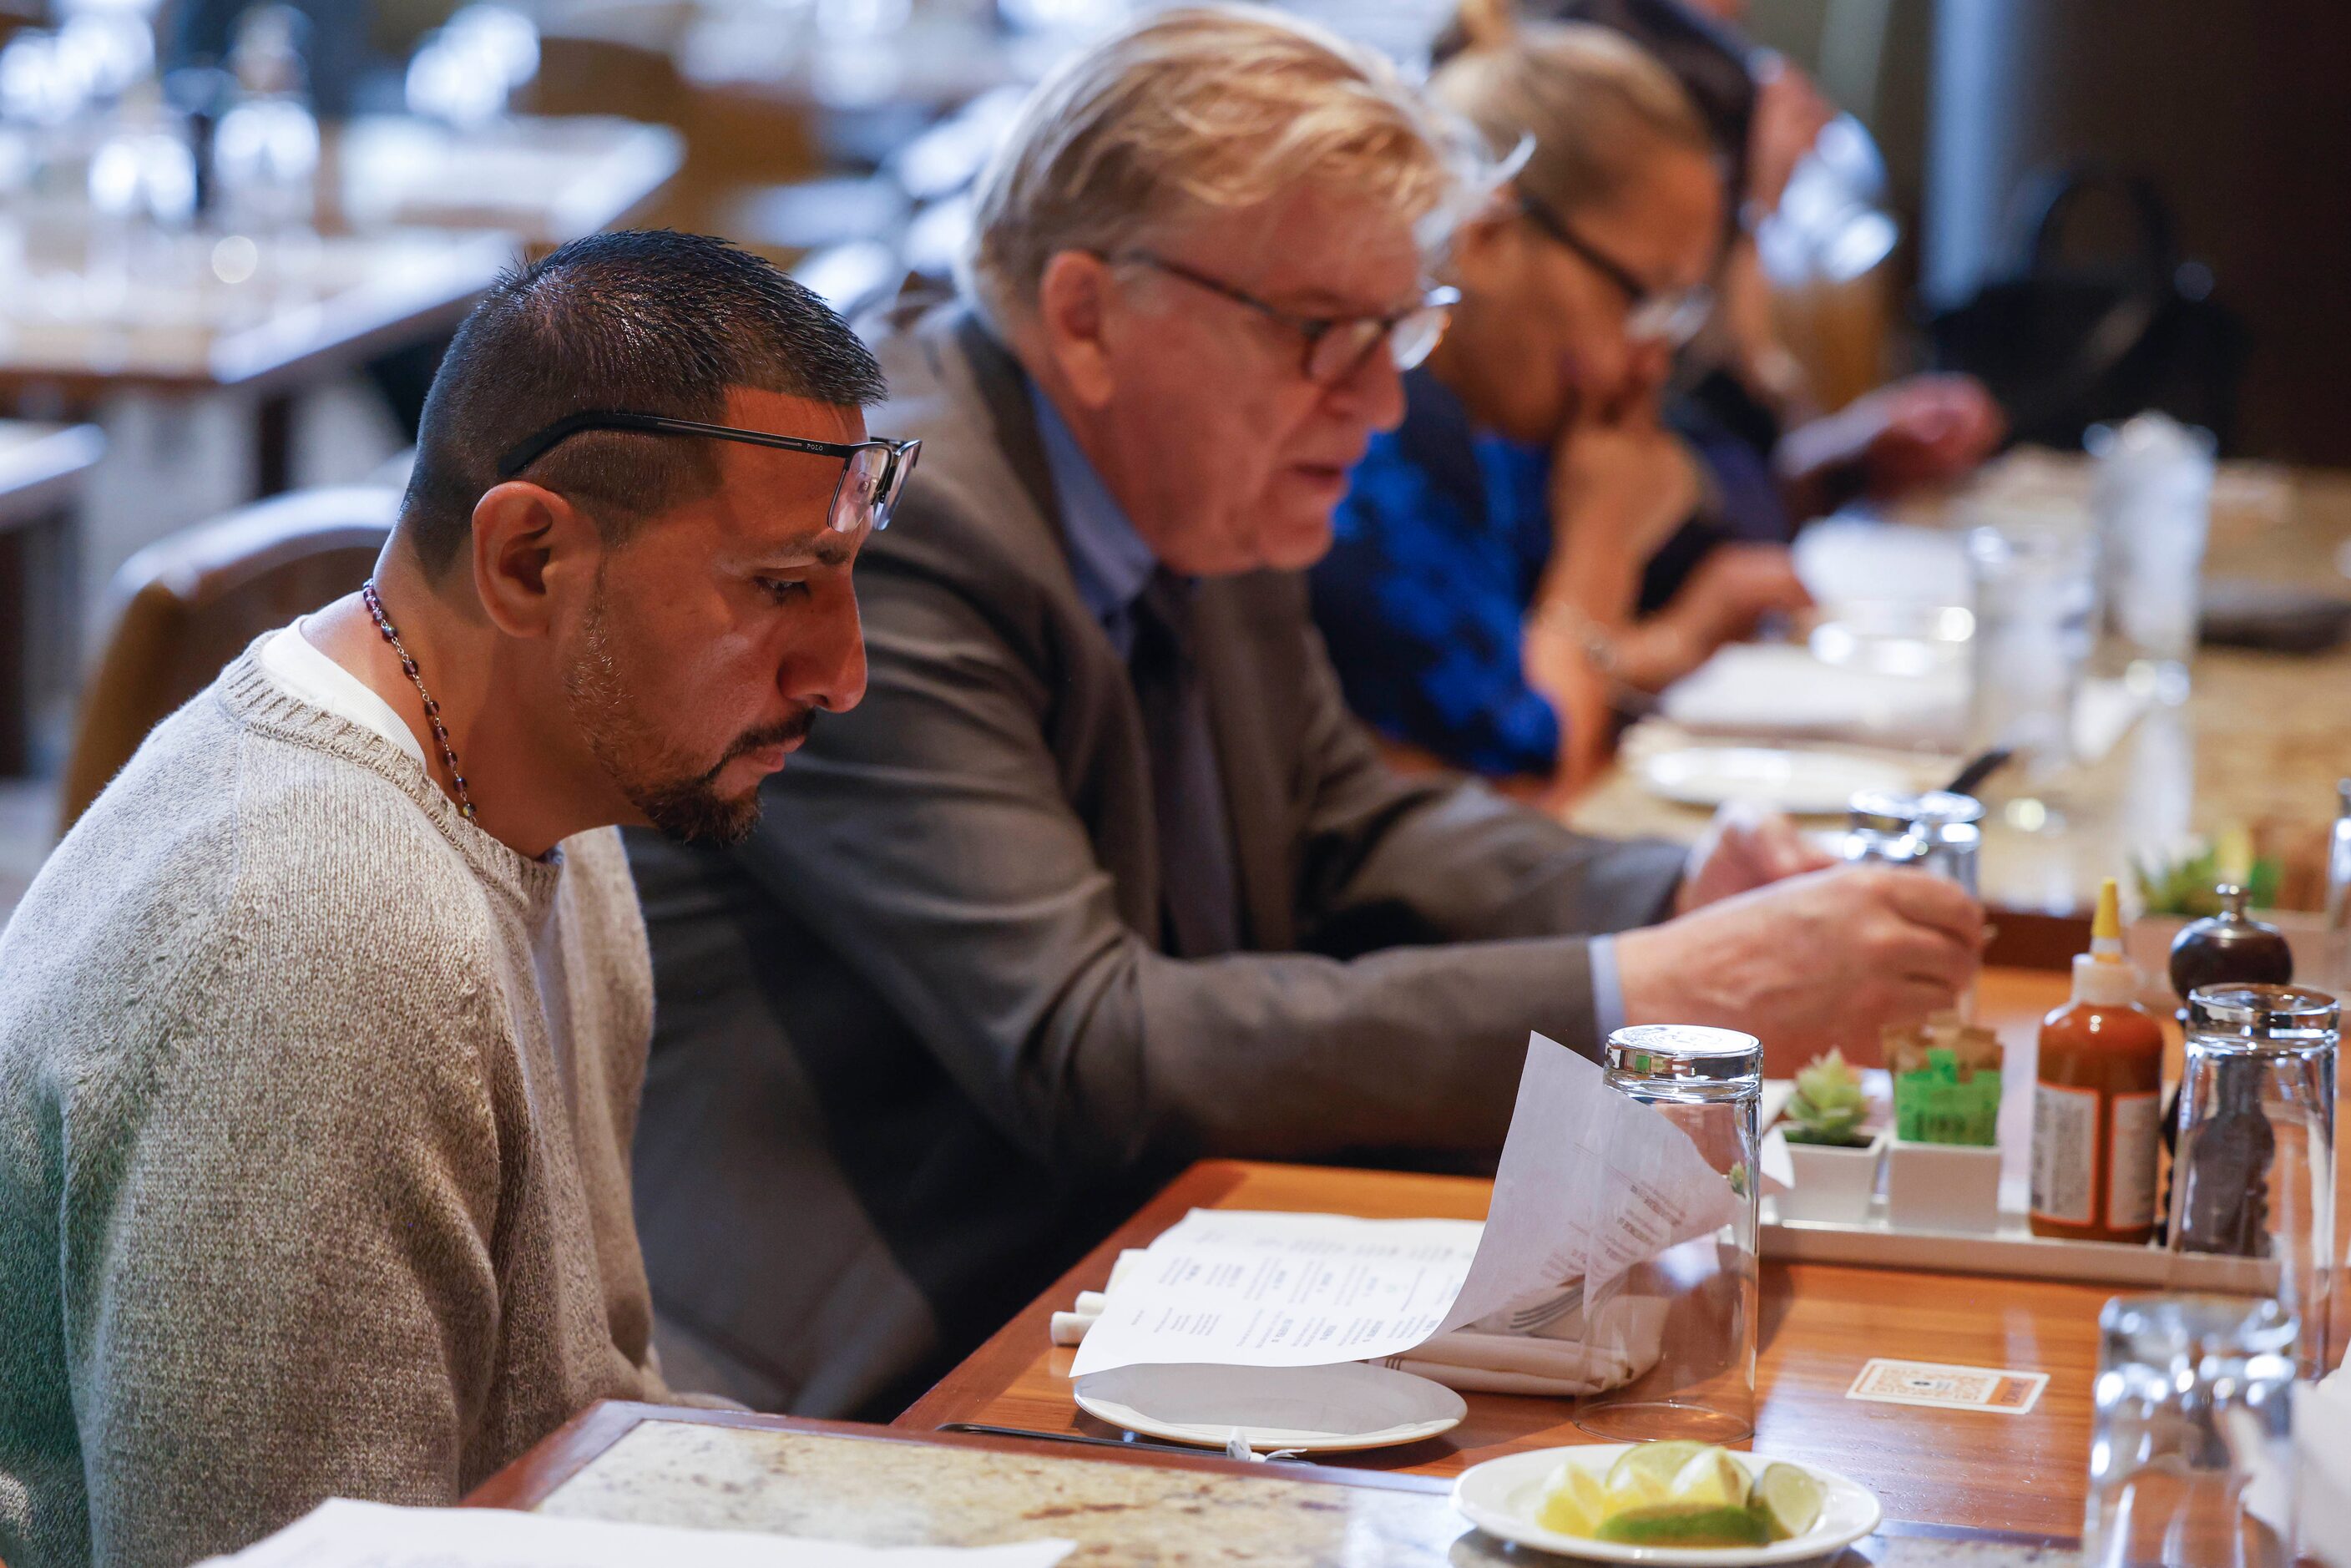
[1312,18,1813,800]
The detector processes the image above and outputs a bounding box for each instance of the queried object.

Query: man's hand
[1617,865,1985,1074]
[1676,799,1837,914]
[1777,374,2006,505]
[1858,374,2006,495]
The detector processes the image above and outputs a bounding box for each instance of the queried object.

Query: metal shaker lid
[1605,1025,1762,1081]
[2186,982,2338,1042]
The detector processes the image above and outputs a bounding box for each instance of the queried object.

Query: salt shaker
[1843,789,1984,896]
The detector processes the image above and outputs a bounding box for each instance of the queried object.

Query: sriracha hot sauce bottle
[2030,879,2167,1242]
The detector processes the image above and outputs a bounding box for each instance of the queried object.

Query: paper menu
[1064,1210,1483,1377]
[1069,1034,1741,1379]
[200,1499,1076,1568]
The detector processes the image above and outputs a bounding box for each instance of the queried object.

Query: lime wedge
[1534,1457,1607,1538]
[1596,1505,1772,1547]
[1601,1439,1707,1513]
[1666,1447,1752,1510]
[1751,1461,1825,1540]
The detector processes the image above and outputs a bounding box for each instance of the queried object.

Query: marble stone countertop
[534,1419,2073,1568]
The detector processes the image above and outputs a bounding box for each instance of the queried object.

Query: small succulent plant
[1782,1050,1871,1147]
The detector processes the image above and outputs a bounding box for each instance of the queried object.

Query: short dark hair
[398,230,888,575]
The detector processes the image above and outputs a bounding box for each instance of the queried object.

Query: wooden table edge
[463,1399,1453,1512]
[468,1399,2085,1551]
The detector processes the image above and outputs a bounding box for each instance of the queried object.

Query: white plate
[1452,1445,1880,1565]
[1073,1361,1466,1454]
[1639,746,1917,816]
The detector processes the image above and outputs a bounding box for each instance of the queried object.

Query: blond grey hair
[959,4,1477,331]
[1431,17,1715,222]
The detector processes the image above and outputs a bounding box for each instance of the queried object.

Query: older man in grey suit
[625,4,1984,1419]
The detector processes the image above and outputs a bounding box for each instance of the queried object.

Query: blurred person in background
[1310,20,1813,800]
[1551,0,2005,546]
[624,3,1983,1423]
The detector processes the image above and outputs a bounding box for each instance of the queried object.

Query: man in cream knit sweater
[0,230,908,1568]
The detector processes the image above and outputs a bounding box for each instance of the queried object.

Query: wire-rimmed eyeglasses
[1111,250,1459,386]
[494,411,922,534]
[1517,192,1715,350]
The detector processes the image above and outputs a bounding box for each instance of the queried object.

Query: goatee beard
[563,589,811,849]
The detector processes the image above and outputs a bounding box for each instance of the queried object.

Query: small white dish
[1451,1444,1881,1565]
[1073,1361,1465,1454]
[1639,746,1915,817]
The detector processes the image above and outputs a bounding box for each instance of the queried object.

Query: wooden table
[4,114,685,496]
[0,225,512,495]
[332,114,685,249]
[465,1401,2069,1565]
[1570,461,2351,928]
[894,969,2161,1540]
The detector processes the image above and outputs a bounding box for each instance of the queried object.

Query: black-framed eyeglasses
[1110,250,1459,386]
[494,411,923,534]
[1517,193,1714,350]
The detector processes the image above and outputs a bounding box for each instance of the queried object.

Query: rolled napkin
[1049,1264,1665,1399]
[1378,1289,1667,1398]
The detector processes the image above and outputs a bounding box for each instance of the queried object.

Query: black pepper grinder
[2156,885,2293,1246]
[2168,884,2294,999]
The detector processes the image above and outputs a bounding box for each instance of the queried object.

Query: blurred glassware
[2326,780,2351,997]
[1577,1025,1761,1445]
[407,6,538,129]
[2084,1293,2298,1568]
[1965,505,2096,785]
[996,0,1130,38]
[83,77,198,316]
[812,0,913,107]
[213,7,317,257]
[2091,412,2216,704]
[2170,984,2338,1381]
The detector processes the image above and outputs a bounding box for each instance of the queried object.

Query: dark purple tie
[1127,571,1241,958]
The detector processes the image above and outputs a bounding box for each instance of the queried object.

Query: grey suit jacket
[626,304,1688,1419]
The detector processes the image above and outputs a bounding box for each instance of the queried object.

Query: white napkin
[1377,1289,1667,1397]
[1661,643,1967,749]
[1051,1256,1665,1399]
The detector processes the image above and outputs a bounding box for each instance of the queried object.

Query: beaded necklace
[361,579,477,822]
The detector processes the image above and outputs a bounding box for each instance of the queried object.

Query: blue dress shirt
[1030,381,1161,655]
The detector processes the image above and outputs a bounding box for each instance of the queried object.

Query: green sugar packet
[1892,1045,2002,1146]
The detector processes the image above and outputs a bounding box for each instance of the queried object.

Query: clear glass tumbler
[2089,415,2215,701]
[1965,513,2097,783]
[2168,984,2338,1379]
[1576,1025,1762,1444]
[2084,1293,2298,1568]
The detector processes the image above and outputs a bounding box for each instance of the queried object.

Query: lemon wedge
[1534,1457,1608,1537]
[1665,1445,1752,1510]
[1600,1440,1707,1513]
[1751,1461,1825,1540]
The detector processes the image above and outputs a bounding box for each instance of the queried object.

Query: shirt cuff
[1589,933,1627,1044]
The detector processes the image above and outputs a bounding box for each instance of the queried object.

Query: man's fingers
[1878,870,1989,946]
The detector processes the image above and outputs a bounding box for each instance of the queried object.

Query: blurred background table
[0,419,102,777]
[1569,460,2351,936]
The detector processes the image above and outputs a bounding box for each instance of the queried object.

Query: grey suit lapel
[952,311,1061,537]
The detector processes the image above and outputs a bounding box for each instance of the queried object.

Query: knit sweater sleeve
[65,896,508,1568]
